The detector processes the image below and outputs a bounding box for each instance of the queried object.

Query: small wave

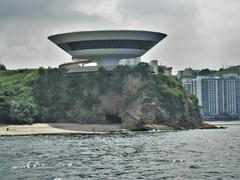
[159,159,172,162]
[12,161,42,169]
[207,171,221,174]
[54,178,61,180]
[173,159,185,163]
[68,163,72,167]
[189,165,201,169]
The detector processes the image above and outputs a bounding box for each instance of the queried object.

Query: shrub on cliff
[0,96,11,123]
[0,64,6,71]
[133,62,150,76]
[0,69,38,124]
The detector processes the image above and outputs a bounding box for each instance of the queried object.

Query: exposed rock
[29,66,204,129]
[121,96,166,130]
[200,122,218,129]
[143,124,174,131]
[121,93,202,130]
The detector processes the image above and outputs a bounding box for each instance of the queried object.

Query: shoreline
[1,121,239,136]
[203,120,240,125]
[0,123,121,136]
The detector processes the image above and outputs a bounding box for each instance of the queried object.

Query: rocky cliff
[33,64,202,130]
[0,64,203,129]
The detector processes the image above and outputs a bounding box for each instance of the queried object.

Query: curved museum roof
[48,30,167,66]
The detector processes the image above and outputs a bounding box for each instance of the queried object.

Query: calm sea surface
[0,125,239,180]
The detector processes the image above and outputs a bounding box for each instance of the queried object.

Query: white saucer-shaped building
[48,30,167,68]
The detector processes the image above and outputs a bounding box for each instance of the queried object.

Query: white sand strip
[0,123,121,136]
[204,120,240,125]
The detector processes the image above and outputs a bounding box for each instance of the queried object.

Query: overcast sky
[0,0,240,73]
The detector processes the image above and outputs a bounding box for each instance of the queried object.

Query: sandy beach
[1,121,239,136]
[0,123,121,136]
[204,120,240,125]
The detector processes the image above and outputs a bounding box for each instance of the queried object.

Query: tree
[0,64,6,71]
[158,66,165,73]
[199,68,211,76]
[38,66,45,75]
[133,62,150,76]
[0,97,11,123]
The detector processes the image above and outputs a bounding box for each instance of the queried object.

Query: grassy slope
[0,69,38,123]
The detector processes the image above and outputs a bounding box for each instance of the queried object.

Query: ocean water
[0,125,239,180]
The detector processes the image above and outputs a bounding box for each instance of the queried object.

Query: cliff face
[31,65,202,129]
[0,64,202,129]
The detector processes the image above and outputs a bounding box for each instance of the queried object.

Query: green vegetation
[31,66,130,122]
[147,74,199,114]
[0,64,6,71]
[212,65,240,76]
[0,69,38,124]
[199,68,214,76]
[197,65,240,77]
[0,63,201,125]
[0,96,11,123]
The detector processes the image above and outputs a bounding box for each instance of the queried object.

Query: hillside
[0,69,38,124]
[0,64,203,130]
[212,65,240,76]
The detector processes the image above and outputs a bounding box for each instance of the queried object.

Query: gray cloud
[0,0,239,73]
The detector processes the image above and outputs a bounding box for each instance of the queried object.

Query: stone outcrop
[120,94,202,130]
[31,66,203,129]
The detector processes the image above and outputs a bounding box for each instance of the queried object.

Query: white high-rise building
[190,74,240,120]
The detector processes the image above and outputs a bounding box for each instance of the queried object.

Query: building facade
[177,68,200,79]
[149,60,172,76]
[119,57,141,66]
[48,30,167,73]
[189,75,240,120]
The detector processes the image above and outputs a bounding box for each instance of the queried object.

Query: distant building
[149,60,172,76]
[149,60,158,74]
[177,68,200,79]
[119,57,141,66]
[189,75,240,120]
[160,65,172,76]
[179,68,200,95]
[182,78,193,93]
